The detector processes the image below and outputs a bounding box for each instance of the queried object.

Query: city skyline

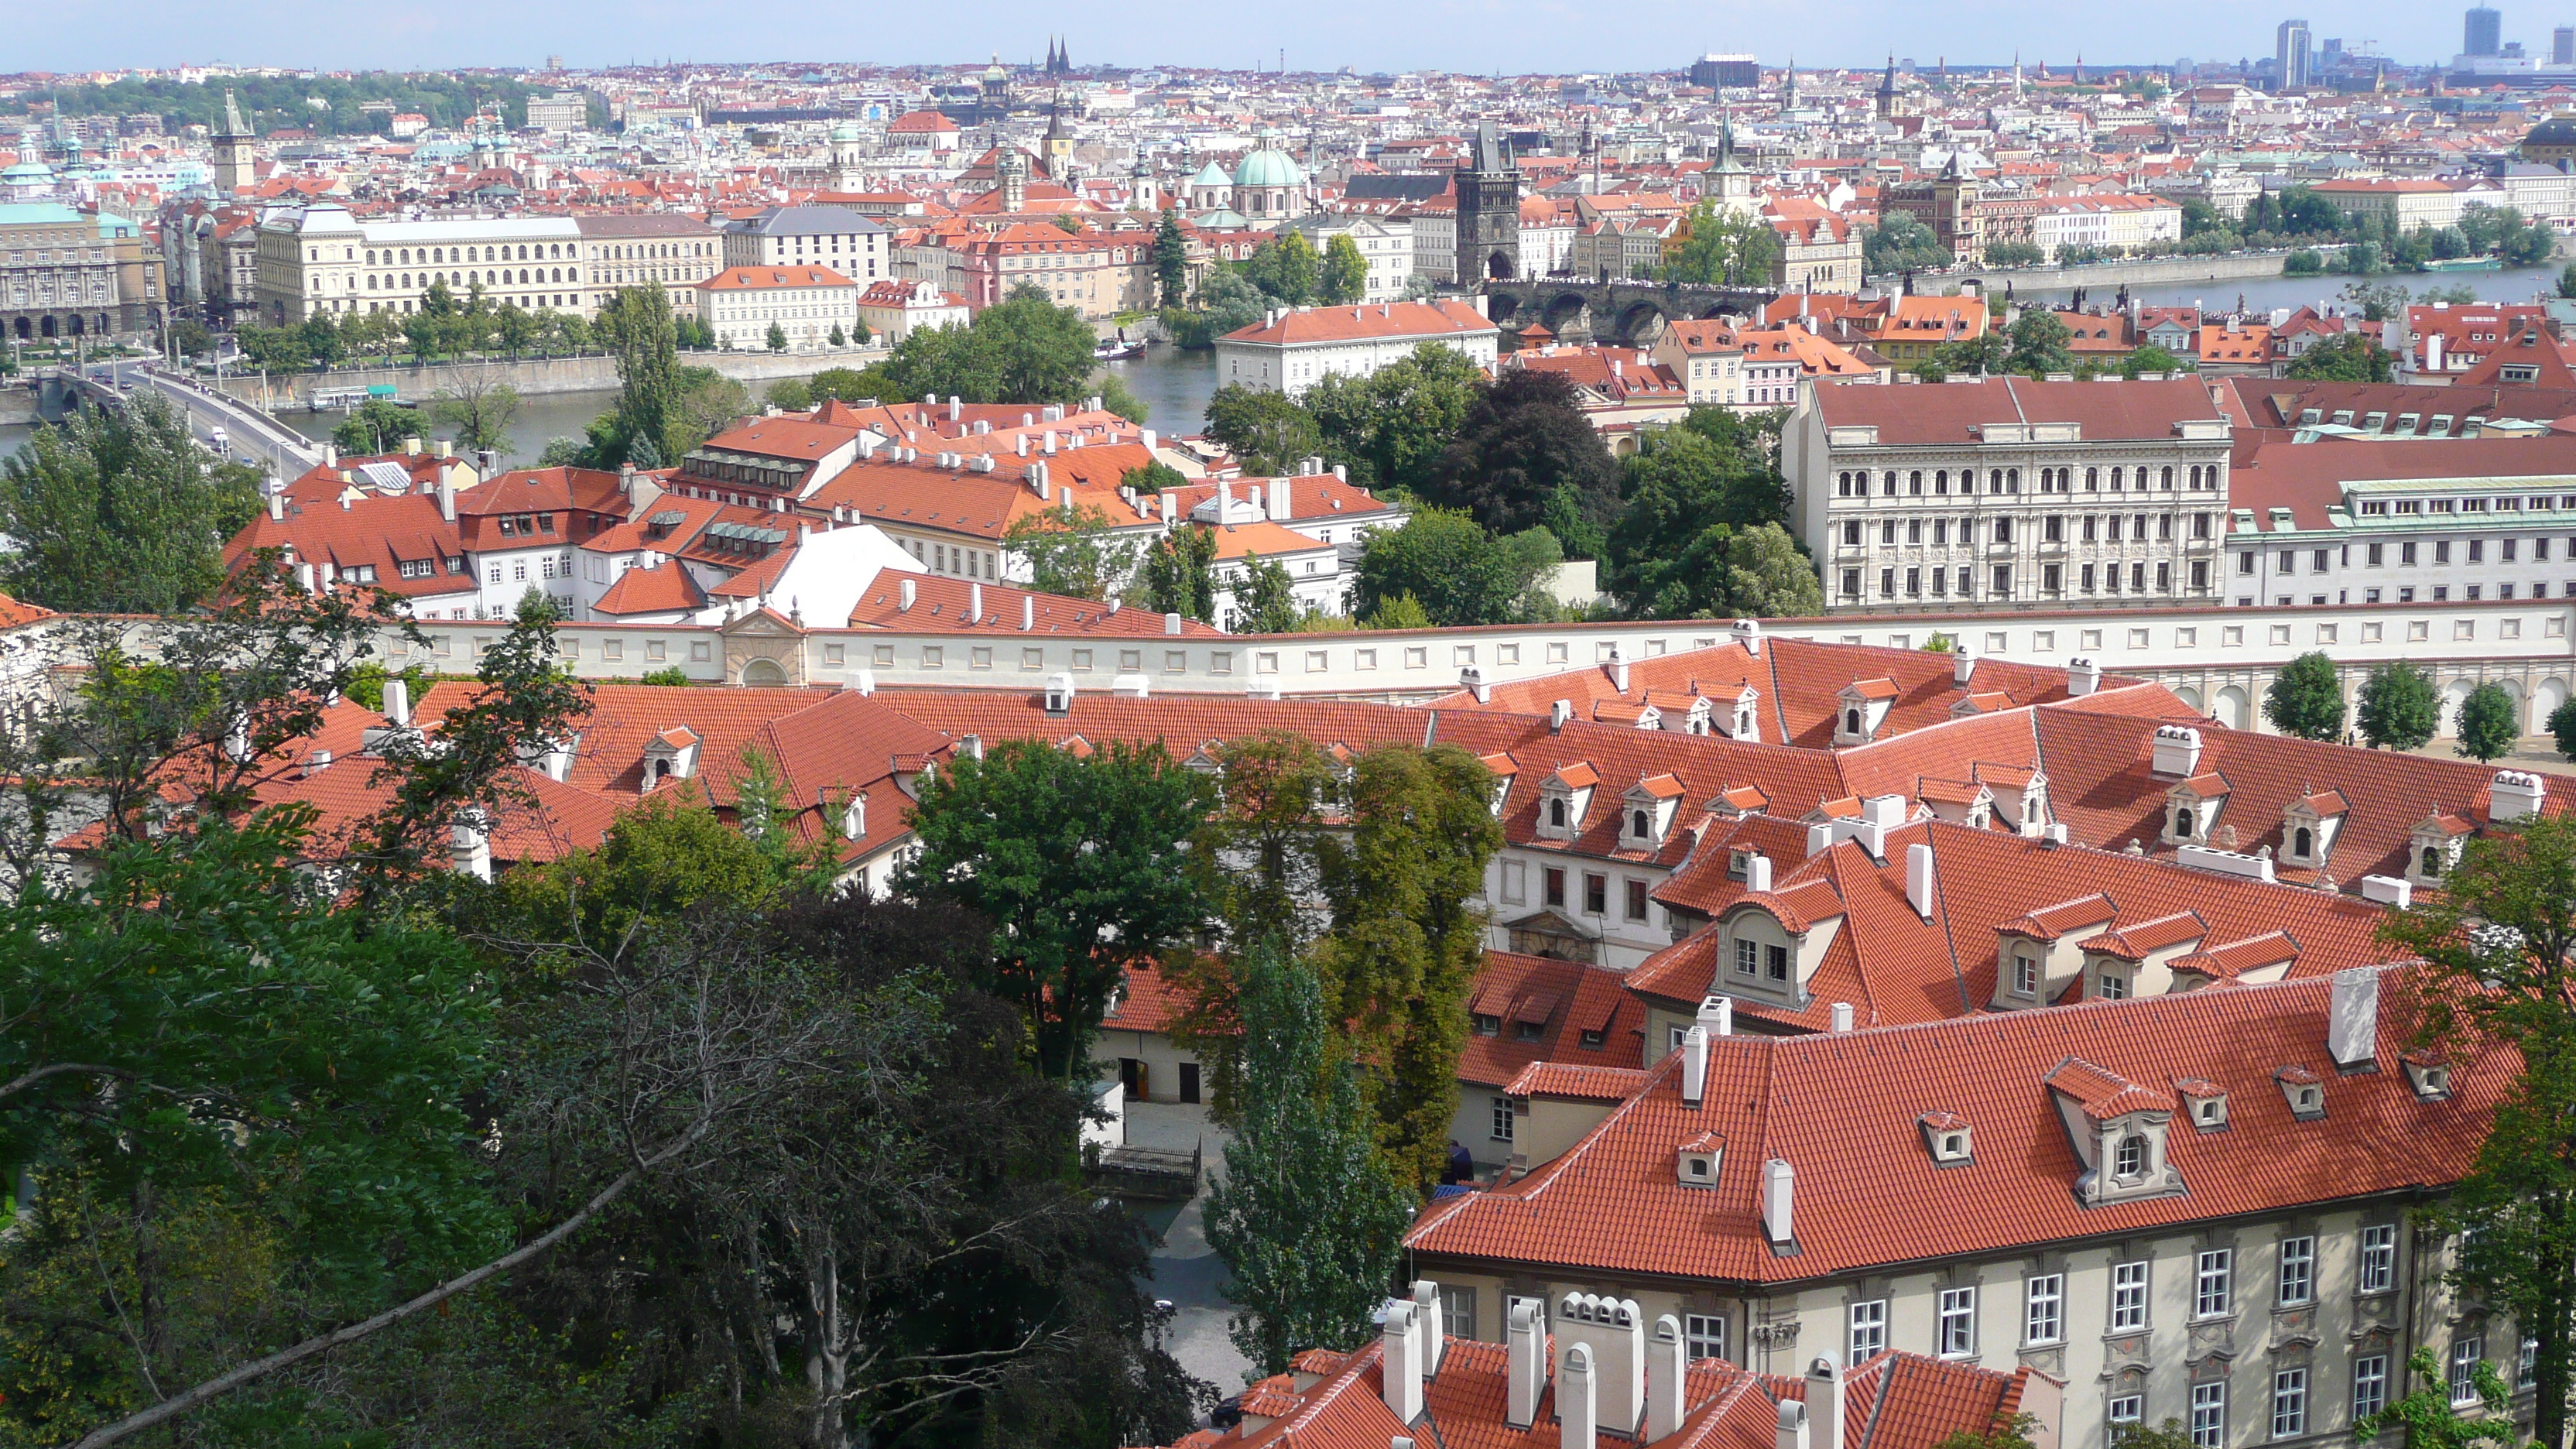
[13,0,2562,78]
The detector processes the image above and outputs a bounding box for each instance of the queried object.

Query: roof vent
[1112,673,1150,698]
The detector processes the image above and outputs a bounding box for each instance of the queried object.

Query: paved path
[1122,1101,1254,1395]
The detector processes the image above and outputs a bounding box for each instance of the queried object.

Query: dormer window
[2173,807,2194,839]
[841,793,867,841]
[1472,1012,1502,1036]
[1920,1113,1973,1166]
[1679,1131,1724,1187]
[1844,706,1862,735]
[2011,948,2040,997]
[2096,969,2129,1001]
[1632,807,1651,839]
[2277,1067,2326,1121]
[1550,797,1568,829]
[2403,1054,2453,1101]
[2113,1133,2148,1178]
[2292,825,2313,858]
[2177,1081,2229,1130]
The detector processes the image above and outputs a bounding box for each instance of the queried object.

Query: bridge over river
[41,362,324,481]
[1479,278,1777,345]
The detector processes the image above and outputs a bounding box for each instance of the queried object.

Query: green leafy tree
[1351,508,1543,626]
[1171,265,1268,348]
[1364,591,1434,629]
[669,365,752,459]
[1982,241,2046,266]
[596,283,685,467]
[2119,344,2189,378]
[2358,663,2441,751]
[1098,372,1152,423]
[2561,262,2576,300]
[332,396,427,454]
[1004,502,1143,601]
[1720,522,1825,618]
[1319,233,1370,304]
[2550,697,2576,762]
[0,392,261,613]
[1230,553,1302,632]
[766,377,816,411]
[1930,1412,2041,1449]
[2285,333,2396,382]
[1662,201,1784,286]
[1300,341,1485,493]
[1424,368,1622,555]
[2455,681,2520,762]
[1203,383,1325,474]
[899,739,1214,1078]
[2006,308,2074,376]
[1605,416,1793,617]
[1242,231,1322,306]
[765,319,790,352]
[1865,211,1952,273]
[827,322,846,347]
[1139,525,1219,621]
[1201,944,1413,1375]
[300,312,347,368]
[493,782,806,947]
[2263,651,2347,742]
[809,365,877,403]
[2352,1348,2516,1449]
[1916,331,2012,380]
[1155,210,1191,309]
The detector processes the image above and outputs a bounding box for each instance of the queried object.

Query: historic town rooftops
[1404,968,2505,1285]
[1219,297,1498,347]
[1810,376,2229,447]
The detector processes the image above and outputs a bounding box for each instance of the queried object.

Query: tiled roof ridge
[1516,1045,1709,1208]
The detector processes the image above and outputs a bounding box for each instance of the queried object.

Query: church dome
[1233,143,1305,190]
[2526,115,2576,148]
[829,120,861,142]
[1189,159,1232,188]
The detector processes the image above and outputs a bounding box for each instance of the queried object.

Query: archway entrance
[739,657,789,687]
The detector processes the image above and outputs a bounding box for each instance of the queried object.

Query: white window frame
[1849,1299,1888,1363]
[1937,1286,1978,1358]
[2195,1249,2234,1319]
[2358,1223,2396,1294]
[2112,1261,2150,1331]
[1490,1094,1513,1142]
[2353,1353,2389,1421]
[1685,1312,1727,1362]
[2025,1274,2064,1345]
[2108,1394,2144,1448]
[2278,1236,2315,1307]
[2191,1382,2227,1449]
[2450,1337,2485,1406]
[2271,1367,2308,1439]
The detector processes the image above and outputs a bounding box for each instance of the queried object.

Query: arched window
[1845,707,1862,735]
[2113,1134,2147,1177]
[1632,808,1650,839]
[2294,826,2314,858]
[1909,470,1924,495]
[1883,471,1898,495]
[1548,797,1567,829]
[2423,845,2443,877]
[2085,468,2099,490]
[2174,807,2194,838]
[2161,466,2174,488]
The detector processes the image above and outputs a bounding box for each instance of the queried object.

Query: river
[0,344,1223,468]
[2006,262,2571,316]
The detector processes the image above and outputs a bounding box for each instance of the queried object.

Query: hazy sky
[24,0,2494,78]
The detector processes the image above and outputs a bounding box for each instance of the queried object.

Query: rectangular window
[2025,1275,2064,1345]
[2191,1382,2227,1449]
[1850,1300,1888,1362]
[1502,859,1527,906]
[2449,1338,2484,1406]
[1937,1286,1977,1357]
[1490,1094,1513,1142]
[1584,873,1606,916]
[2108,1395,2144,1448]
[1735,939,1759,976]
[2277,1237,2314,1306]
[2354,1354,2389,1422]
[2272,1368,2308,1439]
[2358,1224,2396,1294]
[1441,1285,1478,1343]
[1625,879,1649,922]
[1544,868,1565,908]
[2195,1249,2233,1318]
[1686,1313,1727,1362]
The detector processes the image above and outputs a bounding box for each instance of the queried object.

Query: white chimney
[1413,1281,1444,1375]
[947,395,962,422]
[450,812,491,882]
[1647,1317,1687,1440]
[2150,725,2204,779]
[1778,1399,1812,1449]
[323,441,338,467]
[1461,666,1490,703]
[1507,1300,1546,1429]
[1807,1353,1847,1449]
[1142,427,1158,452]
[2360,874,2413,909]
[1271,476,1292,520]
[1164,611,1184,635]
[1745,854,1773,892]
[968,581,984,622]
[1953,640,1978,687]
[1160,487,1179,526]
[381,679,411,726]
[2329,967,2381,1070]
[1699,993,1732,1037]
[1550,699,1573,733]
[1045,430,1060,454]
[1732,617,1762,656]
[1021,595,1036,631]
[1552,1296,1645,1438]
[1606,643,1630,694]
[1557,1343,1597,1449]
[1382,1300,1423,1423]
[1830,1002,1855,1033]
[853,668,877,696]
[1680,1024,1711,1105]
[1906,841,1936,920]
[899,578,916,611]
[1762,1160,1796,1249]
[1114,673,1150,697]
[268,490,284,521]
[1218,477,1233,520]
[1249,484,1264,515]
[2492,769,2546,823]
[2067,656,2102,697]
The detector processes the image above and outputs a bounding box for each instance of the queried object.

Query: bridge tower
[1456,122,1521,285]
[212,91,255,196]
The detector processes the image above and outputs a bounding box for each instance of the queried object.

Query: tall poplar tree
[598,283,683,467]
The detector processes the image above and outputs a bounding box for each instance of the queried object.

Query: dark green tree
[1350,508,1543,626]
[1319,233,1370,305]
[1004,502,1143,601]
[1202,943,1415,1376]
[1203,383,1325,474]
[2358,663,2441,751]
[2006,308,2074,376]
[1662,201,1783,286]
[2551,697,2576,762]
[0,392,261,613]
[765,319,790,351]
[1605,414,1793,617]
[1230,552,1302,632]
[1155,210,1191,309]
[1138,525,1219,621]
[596,283,684,467]
[1242,231,1322,305]
[2352,1348,2516,1449]
[899,739,1215,1078]
[2455,682,2520,762]
[427,374,521,461]
[1300,341,1485,493]
[1423,368,1622,554]
[2263,651,2347,742]
[2285,333,2395,382]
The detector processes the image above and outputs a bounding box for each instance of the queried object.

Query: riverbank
[208,346,889,411]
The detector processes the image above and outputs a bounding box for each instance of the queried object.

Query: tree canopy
[0,392,262,614]
[1423,369,1622,557]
